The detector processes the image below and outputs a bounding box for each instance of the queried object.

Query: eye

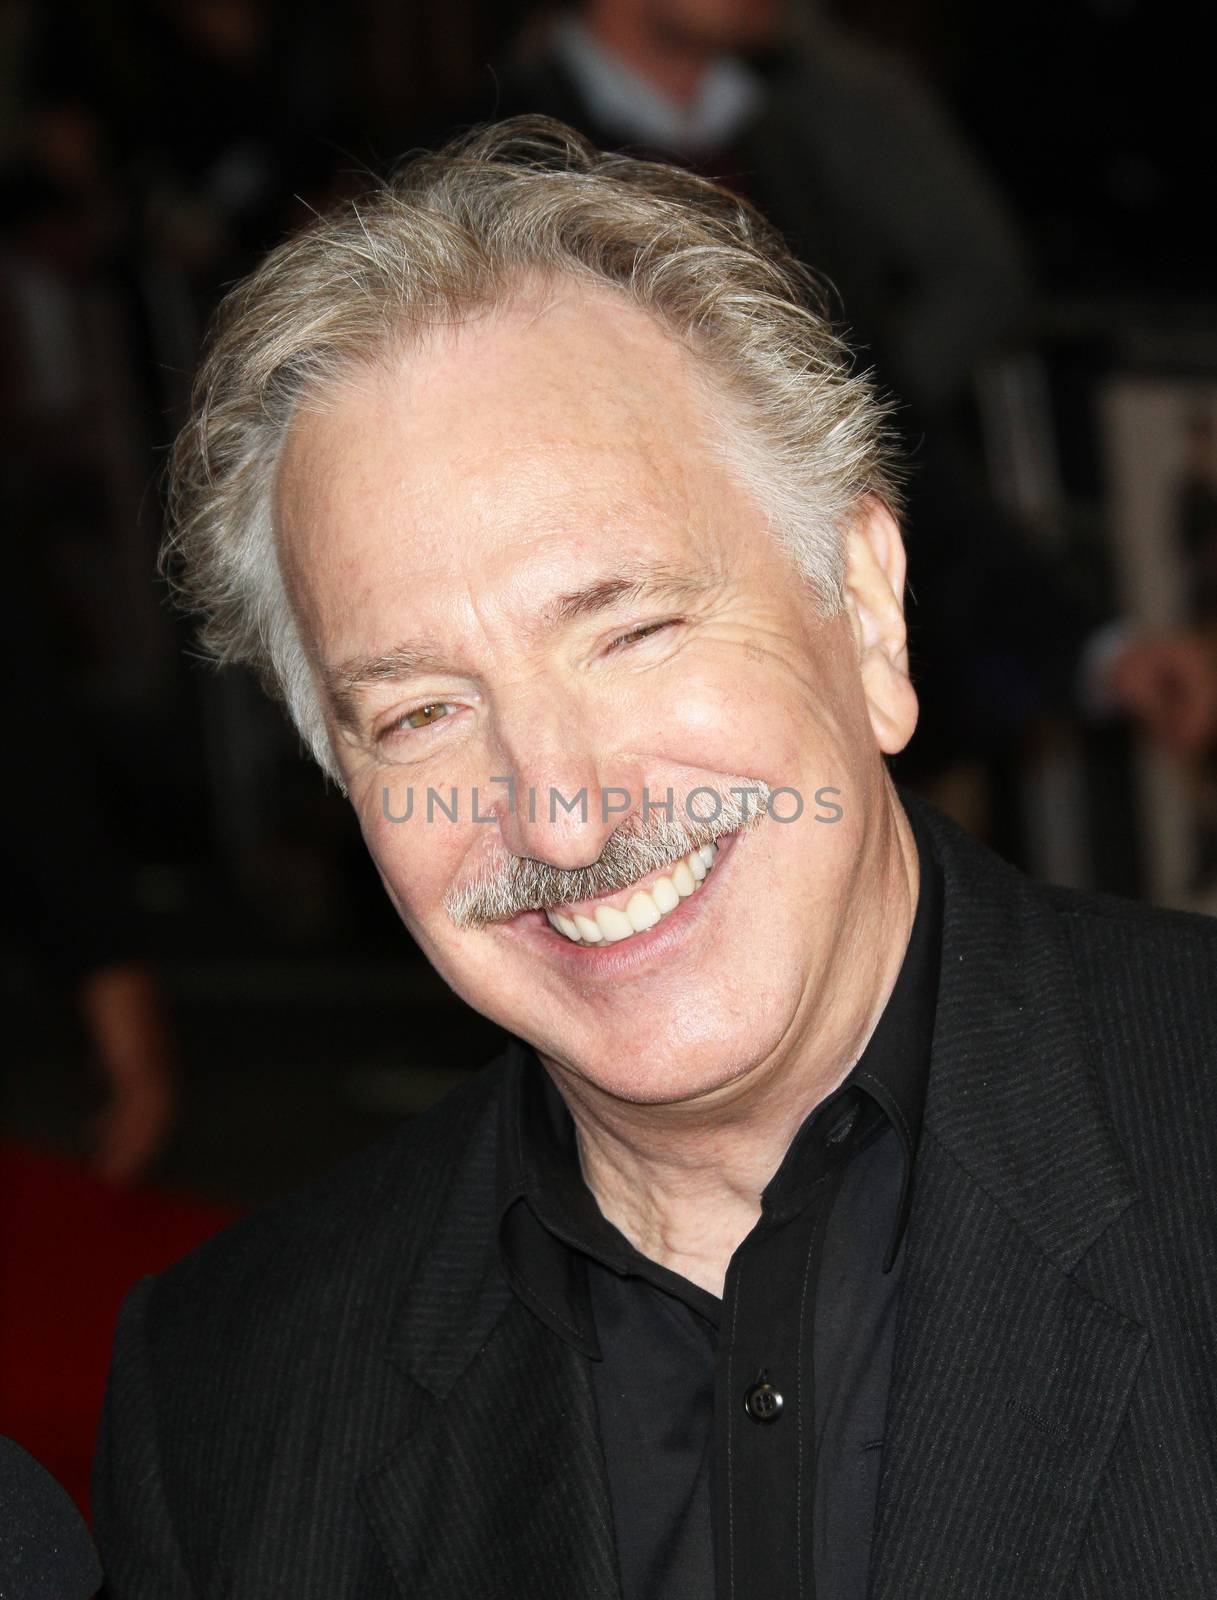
[609,619,676,651]
[384,702,454,738]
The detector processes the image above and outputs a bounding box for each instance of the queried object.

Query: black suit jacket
[93,788,1217,1598]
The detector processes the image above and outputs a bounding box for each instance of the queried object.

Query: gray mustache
[443,783,770,929]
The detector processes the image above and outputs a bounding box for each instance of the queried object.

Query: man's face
[275,288,913,1107]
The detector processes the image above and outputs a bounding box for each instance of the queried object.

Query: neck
[550,785,921,1298]
[581,1,716,107]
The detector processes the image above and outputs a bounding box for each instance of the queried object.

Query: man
[93,118,1217,1598]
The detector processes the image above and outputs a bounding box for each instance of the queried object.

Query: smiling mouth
[542,842,719,946]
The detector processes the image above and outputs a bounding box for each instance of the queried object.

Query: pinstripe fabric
[363,1299,620,1599]
[93,787,1217,1598]
[868,793,1217,1598]
[1055,899,1217,1596]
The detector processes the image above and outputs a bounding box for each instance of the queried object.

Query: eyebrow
[540,560,717,627]
[324,557,719,732]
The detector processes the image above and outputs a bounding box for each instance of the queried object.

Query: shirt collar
[549,15,764,156]
[758,796,943,1266]
[497,795,944,1335]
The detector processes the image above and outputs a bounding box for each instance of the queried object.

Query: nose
[488,685,643,870]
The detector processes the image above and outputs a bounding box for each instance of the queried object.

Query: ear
[843,499,919,755]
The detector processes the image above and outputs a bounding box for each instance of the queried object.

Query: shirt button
[743,1380,784,1424]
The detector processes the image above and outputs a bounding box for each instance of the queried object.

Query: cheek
[358,799,474,936]
[619,643,860,790]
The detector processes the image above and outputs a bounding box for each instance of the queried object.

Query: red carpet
[0,1139,242,1520]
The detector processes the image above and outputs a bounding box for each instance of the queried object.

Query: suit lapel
[361,1298,620,1599]
[869,793,1147,1598]
[357,1066,621,1600]
[867,1133,1147,1599]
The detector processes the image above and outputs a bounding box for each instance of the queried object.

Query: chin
[544,1007,787,1108]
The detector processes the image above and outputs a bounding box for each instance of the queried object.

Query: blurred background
[1,0,1214,1516]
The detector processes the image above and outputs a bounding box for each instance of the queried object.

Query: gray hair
[444,781,770,928]
[163,115,903,781]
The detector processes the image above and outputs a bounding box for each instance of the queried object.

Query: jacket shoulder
[95,1055,512,1586]
[1040,875,1217,941]
[1038,880,1217,1151]
[139,1053,506,1358]
[909,783,1217,1102]
[1040,878,1217,1020]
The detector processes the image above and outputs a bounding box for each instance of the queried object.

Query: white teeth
[595,904,634,942]
[544,843,720,947]
[652,876,680,914]
[626,890,661,932]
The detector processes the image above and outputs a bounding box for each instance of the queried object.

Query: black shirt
[496,801,944,1599]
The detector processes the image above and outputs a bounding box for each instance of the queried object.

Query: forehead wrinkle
[322,548,727,734]
[287,294,746,739]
